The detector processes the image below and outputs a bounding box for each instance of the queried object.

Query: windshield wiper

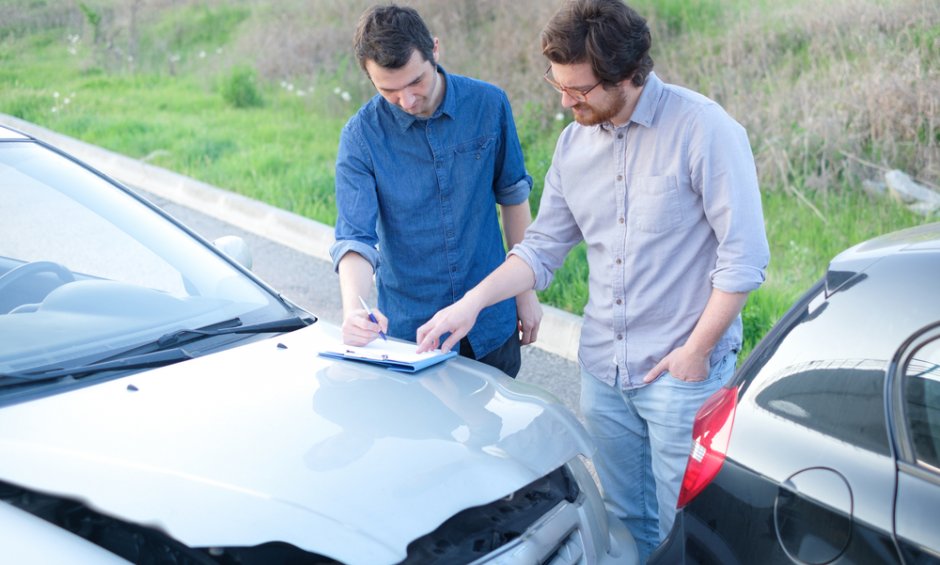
[0,348,193,384]
[0,315,316,387]
[155,314,314,348]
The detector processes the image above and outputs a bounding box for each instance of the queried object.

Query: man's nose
[401,89,417,109]
[560,90,578,108]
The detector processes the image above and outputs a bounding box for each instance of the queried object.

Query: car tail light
[676,386,738,508]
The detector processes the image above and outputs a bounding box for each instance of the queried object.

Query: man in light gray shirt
[416,0,769,561]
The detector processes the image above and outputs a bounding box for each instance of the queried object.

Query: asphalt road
[142,190,586,421]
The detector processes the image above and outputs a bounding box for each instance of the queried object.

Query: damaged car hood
[0,324,593,564]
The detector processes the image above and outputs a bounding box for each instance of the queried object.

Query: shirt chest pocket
[627,175,683,233]
[449,134,497,181]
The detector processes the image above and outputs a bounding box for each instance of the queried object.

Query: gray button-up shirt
[511,72,769,389]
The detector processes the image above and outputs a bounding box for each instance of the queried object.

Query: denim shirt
[511,72,769,389]
[331,67,532,357]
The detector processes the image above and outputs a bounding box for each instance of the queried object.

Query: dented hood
[0,323,592,564]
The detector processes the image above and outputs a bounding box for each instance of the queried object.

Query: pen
[358,295,387,341]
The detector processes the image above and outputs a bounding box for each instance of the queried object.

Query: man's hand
[644,289,750,384]
[515,290,542,345]
[642,344,710,384]
[417,256,536,353]
[416,299,482,353]
[342,306,388,346]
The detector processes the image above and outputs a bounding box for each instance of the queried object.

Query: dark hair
[354,4,435,73]
[541,0,653,88]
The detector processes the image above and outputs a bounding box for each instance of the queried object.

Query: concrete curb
[1,113,582,362]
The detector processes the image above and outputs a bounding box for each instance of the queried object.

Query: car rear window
[905,337,940,470]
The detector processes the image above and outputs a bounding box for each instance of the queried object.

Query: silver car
[0,125,636,564]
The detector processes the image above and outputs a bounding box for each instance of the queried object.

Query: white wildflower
[554,112,564,121]
[341,91,351,102]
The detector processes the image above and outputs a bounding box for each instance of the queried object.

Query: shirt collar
[599,71,663,133]
[387,65,454,132]
[629,71,661,128]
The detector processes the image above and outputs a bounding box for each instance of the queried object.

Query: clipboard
[319,339,457,373]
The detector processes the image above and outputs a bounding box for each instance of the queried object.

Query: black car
[651,222,940,564]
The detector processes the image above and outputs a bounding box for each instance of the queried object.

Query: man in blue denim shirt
[329,4,541,377]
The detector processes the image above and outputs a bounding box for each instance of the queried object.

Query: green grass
[632,0,730,37]
[1,0,935,362]
[3,32,348,224]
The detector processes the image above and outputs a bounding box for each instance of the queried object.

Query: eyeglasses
[542,66,603,102]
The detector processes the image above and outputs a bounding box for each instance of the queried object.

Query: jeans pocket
[662,351,737,387]
[663,371,711,387]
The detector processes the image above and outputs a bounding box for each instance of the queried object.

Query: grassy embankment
[2,0,937,358]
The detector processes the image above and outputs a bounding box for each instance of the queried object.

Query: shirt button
[616,298,622,305]
[619,217,625,224]
[616,258,622,265]
[617,175,623,181]
[617,334,623,340]
[617,133,624,139]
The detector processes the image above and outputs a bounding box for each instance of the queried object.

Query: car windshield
[0,140,294,376]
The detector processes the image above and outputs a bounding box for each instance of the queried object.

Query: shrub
[220,66,262,108]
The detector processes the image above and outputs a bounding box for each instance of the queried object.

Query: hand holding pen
[358,295,387,341]
[341,295,389,346]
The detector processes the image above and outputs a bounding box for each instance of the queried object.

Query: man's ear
[432,37,440,63]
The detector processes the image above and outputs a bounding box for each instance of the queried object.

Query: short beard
[572,86,628,126]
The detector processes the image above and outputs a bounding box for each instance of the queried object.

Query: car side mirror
[213,235,253,270]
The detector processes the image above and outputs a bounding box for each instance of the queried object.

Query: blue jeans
[580,351,737,563]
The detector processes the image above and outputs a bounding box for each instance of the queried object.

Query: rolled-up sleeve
[497,178,532,207]
[329,239,380,273]
[331,121,381,273]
